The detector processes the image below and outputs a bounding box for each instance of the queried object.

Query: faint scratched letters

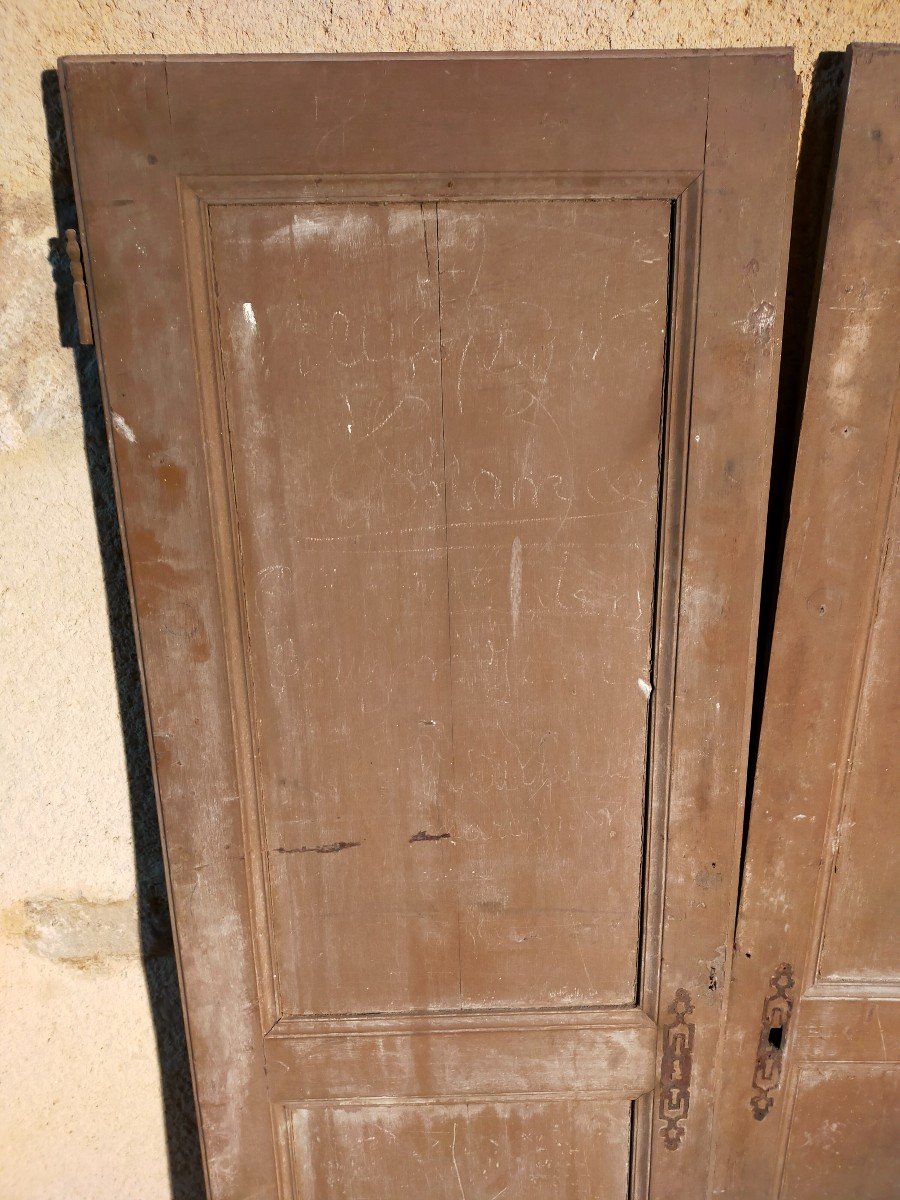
[750,962,795,1120]
[659,988,695,1150]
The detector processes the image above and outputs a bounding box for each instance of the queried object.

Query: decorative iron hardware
[65,228,94,346]
[659,988,695,1150]
[750,962,795,1120]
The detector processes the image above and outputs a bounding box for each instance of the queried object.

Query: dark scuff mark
[274,841,362,855]
[409,830,453,844]
[421,203,432,275]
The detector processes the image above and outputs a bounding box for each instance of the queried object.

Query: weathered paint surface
[211,197,669,1018]
[710,44,900,1199]
[57,46,797,1199]
[2,4,898,1200]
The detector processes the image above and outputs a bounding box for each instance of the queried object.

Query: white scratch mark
[638,677,653,700]
[111,412,136,443]
[290,208,371,247]
[509,536,523,636]
[242,301,257,331]
[359,398,406,441]
[874,1008,888,1061]
[451,1121,467,1200]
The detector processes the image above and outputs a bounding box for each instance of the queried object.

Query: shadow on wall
[40,70,206,1199]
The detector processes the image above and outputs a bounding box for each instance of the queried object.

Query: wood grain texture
[207,196,669,1019]
[775,1066,900,1200]
[210,200,454,1019]
[264,1010,657,1102]
[59,52,798,1199]
[710,44,900,1200]
[815,489,899,982]
[287,1099,631,1199]
[439,200,668,1010]
[647,51,800,1200]
[59,59,280,1199]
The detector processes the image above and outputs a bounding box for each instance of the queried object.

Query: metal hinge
[65,228,94,346]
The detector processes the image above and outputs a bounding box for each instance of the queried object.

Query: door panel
[776,1066,900,1200]
[59,53,798,1198]
[211,200,455,1018]
[208,197,670,1018]
[288,1099,631,1200]
[711,44,900,1199]
[815,534,900,982]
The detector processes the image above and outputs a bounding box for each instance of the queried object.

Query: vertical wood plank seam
[431,201,464,1009]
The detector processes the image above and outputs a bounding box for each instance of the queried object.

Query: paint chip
[111,412,137,443]
[242,301,257,330]
[740,300,776,346]
[509,535,523,635]
[638,677,653,700]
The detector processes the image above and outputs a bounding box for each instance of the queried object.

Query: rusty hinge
[659,988,695,1150]
[750,962,795,1120]
[65,228,94,346]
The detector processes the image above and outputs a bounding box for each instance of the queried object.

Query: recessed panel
[778,1066,900,1200]
[288,1099,630,1199]
[818,493,899,984]
[209,197,670,1015]
[439,201,669,1007]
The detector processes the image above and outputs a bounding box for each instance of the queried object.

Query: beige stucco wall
[1,3,897,1197]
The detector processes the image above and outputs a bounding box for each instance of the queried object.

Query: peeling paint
[4,2,895,1193]
[111,411,137,442]
[739,300,777,347]
[509,535,523,635]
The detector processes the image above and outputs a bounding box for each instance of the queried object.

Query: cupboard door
[711,44,900,1200]
[59,53,797,1199]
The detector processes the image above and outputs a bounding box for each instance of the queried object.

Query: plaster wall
[1,3,897,1197]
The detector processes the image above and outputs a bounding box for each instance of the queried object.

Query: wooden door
[711,44,900,1200]
[59,53,797,1199]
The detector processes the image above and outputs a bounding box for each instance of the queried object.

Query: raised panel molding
[180,173,703,1032]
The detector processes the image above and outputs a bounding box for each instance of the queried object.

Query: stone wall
[2,3,897,1196]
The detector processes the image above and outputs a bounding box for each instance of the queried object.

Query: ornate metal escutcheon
[659,988,695,1150]
[750,962,795,1120]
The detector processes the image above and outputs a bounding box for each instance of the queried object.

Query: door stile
[60,59,283,1198]
[650,54,800,1200]
[631,172,704,1199]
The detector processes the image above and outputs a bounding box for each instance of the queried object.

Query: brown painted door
[711,45,900,1200]
[60,54,797,1199]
